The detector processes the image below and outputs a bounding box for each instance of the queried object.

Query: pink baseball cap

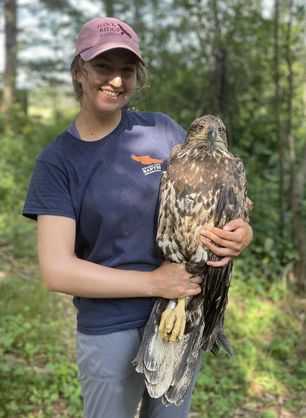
[74,17,144,65]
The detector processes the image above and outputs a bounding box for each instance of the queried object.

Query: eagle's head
[186,115,228,150]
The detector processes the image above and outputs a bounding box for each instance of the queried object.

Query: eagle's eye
[218,127,223,133]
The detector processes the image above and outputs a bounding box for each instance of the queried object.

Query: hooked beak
[208,126,217,143]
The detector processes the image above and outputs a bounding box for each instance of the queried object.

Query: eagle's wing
[157,171,185,263]
[235,157,253,222]
[157,144,187,263]
[199,157,251,354]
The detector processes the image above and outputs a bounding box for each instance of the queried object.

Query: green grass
[193,262,306,417]
[0,254,305,417]
[0,264,82,418]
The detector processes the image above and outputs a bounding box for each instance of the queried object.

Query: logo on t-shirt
[131,154,164,176]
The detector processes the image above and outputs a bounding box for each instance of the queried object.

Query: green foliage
[0,274,82,418]
[0,107,74,259]
[192,272,306,417]
[3,0,306,281]
[0,109,83,416]
[1,1,306,416]
[0,259,305,417]
[130,0,306,289]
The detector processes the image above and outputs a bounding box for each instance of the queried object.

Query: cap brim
[79,42,145,66]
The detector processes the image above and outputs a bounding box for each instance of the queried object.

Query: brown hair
[70,54,149,103]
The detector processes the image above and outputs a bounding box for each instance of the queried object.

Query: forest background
[0,0,306,417]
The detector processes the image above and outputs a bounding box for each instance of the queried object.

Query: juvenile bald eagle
[133,115,252,406]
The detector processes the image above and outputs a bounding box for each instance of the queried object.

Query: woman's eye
[123,66,135,74]
[121,67,136,78]
[94,63,110,71]
[100,63,110,69]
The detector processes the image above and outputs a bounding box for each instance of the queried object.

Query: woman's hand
[200,219,253,267]
[151,262,202,299]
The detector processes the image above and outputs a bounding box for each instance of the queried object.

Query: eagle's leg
[159,298,186,343]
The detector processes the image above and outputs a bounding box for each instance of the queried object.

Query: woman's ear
[74,68,82,83]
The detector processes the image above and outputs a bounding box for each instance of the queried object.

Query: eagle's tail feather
[133,298,166,372]
[210,341,220,356]
[144,336,176,398]
[217,328,234,356]
[133,298,176,397]
[162,312,205,405]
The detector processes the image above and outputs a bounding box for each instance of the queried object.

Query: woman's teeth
[101,89,120,97]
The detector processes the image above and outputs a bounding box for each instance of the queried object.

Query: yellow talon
[159,298,186,343]
[159,307,174,340]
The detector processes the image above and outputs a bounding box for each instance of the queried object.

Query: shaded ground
[0,254,305,418]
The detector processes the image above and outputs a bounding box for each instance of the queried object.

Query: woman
[23,17,252,418]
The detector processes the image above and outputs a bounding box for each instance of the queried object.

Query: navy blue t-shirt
[23,110,186,335]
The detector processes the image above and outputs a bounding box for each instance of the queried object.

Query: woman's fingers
[199,219,253,267]
[201,229,242,251]
[201,236,240,256]
[189,276,202,285]
[154,262,203,299]
[207,256,232,267]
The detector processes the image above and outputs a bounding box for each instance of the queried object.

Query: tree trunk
[273,0,286,240]
[2,0,17,112]
[283,0,305,291]
[133,0,144,40]
[211,0,226,117]
[285,0,294,164]
[103,0,114,16]
[210,0,229,143]
[285,0,296,237]
[291,142,306,291]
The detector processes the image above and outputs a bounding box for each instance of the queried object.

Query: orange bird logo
[131,154,163,165]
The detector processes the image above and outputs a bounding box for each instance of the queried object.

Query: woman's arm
[37,215,202,299]
[200,219,253,267]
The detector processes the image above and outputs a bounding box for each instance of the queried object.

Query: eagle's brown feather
[133,115,252,405]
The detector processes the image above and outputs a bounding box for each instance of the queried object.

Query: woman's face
[76,49,137,116]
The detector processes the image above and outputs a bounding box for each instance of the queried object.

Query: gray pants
[77,328,203,418]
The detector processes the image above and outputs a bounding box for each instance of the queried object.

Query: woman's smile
[100,89,122,98]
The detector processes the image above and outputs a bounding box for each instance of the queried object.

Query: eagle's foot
[159,298,186,343]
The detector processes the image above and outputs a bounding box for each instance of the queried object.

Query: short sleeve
[23,159,76,221]
[160,113,186,150]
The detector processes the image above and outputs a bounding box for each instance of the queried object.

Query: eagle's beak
[208,126,217,143]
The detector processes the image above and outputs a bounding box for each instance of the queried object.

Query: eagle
[133,115,252,406]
